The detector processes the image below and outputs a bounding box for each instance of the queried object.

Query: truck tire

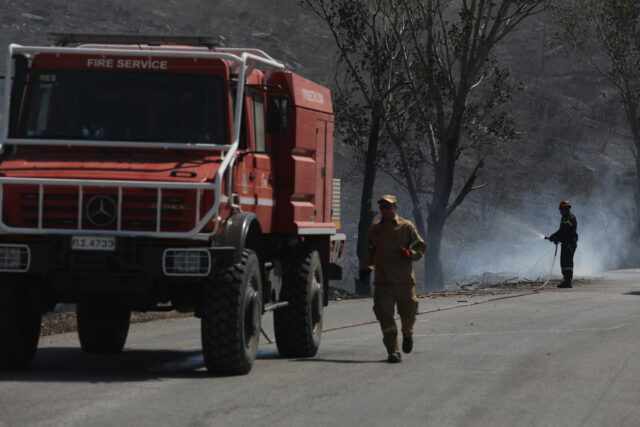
[0,283,42,369]
[201,249,262,375]
[274,247,323,358]
[76,305,131,353]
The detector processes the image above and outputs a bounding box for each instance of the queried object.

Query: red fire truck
[0,33,345,375]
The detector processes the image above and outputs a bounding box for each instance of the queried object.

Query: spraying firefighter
[546,200,578,288]
[360,195,426,363]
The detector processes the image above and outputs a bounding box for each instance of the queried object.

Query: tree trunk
[425,136,457,291]
[355,107,383,296]
[625,126,640,266]
[634,137,640,238]
[622,105,640,238]
[412,206,429,293]
[425,212,445,291]
[389,133,429,291]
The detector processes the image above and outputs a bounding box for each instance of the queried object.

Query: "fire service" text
[86,58,169,70]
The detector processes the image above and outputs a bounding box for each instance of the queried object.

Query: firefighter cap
[559,200,572,209]
[377,195,397,205]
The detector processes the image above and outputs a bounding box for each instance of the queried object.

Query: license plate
[71,236,116,251]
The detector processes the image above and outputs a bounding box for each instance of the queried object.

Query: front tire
[76,305,131,353]
[201,249,262,375]
[0,283,42,369]
[274,247,324,358]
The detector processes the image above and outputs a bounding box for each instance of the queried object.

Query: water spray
[514,220,548,241]
[521,227,546,242]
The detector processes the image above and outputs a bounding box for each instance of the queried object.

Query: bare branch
[445,158,486,219]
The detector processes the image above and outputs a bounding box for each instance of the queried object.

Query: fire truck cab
[0,33,345,375]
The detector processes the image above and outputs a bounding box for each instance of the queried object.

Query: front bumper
[0,236,235,278]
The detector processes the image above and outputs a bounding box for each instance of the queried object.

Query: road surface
[1,272,640,426]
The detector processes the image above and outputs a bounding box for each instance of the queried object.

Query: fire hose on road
[537,241,559,290]
[322,243,560,334]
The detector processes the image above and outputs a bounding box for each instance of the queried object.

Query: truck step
[263,302,289,312]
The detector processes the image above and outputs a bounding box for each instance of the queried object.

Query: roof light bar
[48,32,225,48]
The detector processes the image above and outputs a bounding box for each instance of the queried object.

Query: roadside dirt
[41,278,589,337]
[40,310,192,337]
[327,278,589,301]
[422,278,590,299]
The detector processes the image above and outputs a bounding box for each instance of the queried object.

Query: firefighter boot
[402,336,413,354]
[387,352,402,363]
[559,269,573,288]
[558,271,572,288]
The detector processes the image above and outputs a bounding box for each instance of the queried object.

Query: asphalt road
[1,272,640,427]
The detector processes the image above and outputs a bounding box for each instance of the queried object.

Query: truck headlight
[163,249,211,276]
[0,245,30,272]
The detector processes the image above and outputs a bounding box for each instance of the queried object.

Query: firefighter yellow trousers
[372,283,419,354]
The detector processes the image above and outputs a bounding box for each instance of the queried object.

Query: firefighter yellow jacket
[366,215,426,285]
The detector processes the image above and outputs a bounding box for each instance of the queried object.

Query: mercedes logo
[86,195,117,227]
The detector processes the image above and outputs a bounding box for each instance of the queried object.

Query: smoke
[334,161,635,294]
[435,165,636,289]
[438,217,562,287]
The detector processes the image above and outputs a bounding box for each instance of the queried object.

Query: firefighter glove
[400,248,412,259]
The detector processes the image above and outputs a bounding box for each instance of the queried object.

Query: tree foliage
[299,0,410,294]
[386,0,548,287]
[554,0,640,229]
[302,0,548,290]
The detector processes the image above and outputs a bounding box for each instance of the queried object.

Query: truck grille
[2,183,212,233]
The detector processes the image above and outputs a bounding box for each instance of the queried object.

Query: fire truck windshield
[21,70,227,144]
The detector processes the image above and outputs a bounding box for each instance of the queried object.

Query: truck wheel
[201,249,262,375]
[76,305,131,353]
[0,284,42,369]
[274,247,324,358]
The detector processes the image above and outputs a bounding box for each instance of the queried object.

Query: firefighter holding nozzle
[360,195,426,363]
[546,200,578,288]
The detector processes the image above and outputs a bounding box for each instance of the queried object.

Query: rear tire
[0,283,42,369]
[274,247,324,358]
[76,305,131,353]
[201,249,262,375]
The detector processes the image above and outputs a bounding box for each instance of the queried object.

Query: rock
[252,32,273,39]
[21,13,49,24]
[30,9,51,17]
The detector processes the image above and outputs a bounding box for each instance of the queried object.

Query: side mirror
[267,94,289,135]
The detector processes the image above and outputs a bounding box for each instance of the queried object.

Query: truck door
[232,90,275,231]
[251,92,275,232]
[233,96,255,212]
[315,119,328,223]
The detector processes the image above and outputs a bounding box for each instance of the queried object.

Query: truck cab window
[252,94,265,152]
[232,94,249,150]
[267,94,289,135]
[21,71,227,144]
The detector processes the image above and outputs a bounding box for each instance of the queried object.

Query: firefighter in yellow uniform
[363,195,426,363]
